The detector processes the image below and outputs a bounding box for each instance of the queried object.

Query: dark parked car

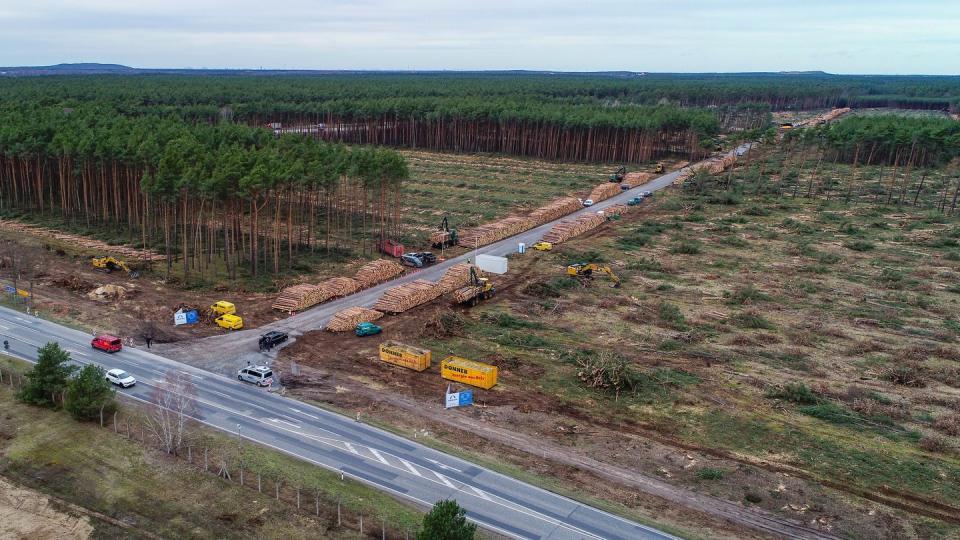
[258,330,288,351]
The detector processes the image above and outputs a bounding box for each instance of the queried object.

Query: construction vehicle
[210,300,236,316]
[654,163,665,174]
[401,251,437,268]
[453,267,495,306]
[355,322,382,337]
[609,166,626,183]
[92,256,139,277]
[215,313,244,330]
[567,263,621,288]
[431,217,458,249]
[532,241,552,251]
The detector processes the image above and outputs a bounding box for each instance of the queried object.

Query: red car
[91,334,123,353]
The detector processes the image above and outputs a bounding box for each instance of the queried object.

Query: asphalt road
[0,307,678,540]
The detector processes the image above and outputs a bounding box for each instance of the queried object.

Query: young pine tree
[417,500,476,540]
[17,342,76,408]
[65,364,116,421]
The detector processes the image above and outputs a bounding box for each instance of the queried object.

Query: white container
[476,254,508,274]
[518,242,526,254]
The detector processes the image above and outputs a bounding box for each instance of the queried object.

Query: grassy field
[0,356,424,539]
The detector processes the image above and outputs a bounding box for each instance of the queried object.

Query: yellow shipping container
[379,340,431,372]
[440,356,498,389]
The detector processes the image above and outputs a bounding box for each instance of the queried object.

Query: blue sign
[3,285,14,294]
[184,310,199,324]
[458,390,473,407]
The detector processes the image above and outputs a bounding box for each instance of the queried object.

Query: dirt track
[0,477,93,540]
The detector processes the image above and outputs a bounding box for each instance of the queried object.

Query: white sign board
[173,309,187,326]
[475,254,508,274]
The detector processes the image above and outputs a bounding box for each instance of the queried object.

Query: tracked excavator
[91,256,140,277]
[567,263,621,288]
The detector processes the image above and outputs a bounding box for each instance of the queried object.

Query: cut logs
[354,259,405,289]
[588,182,621,203]
[436,263,481,294]
[0,219,164,261]
[326,306,384,332]
[272,284,324,312]
[373,280,442,314]
[605,204,628,217]
[457,216,532,249]
[318,276,360,298]
[542,212,607,245]
[528,197,582,226]
[624,171,654,185]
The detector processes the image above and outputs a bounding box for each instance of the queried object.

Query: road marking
[344,442,360,455]
[68,349,89,357]
[205,388,231,399]
[369,448,389,465]
[399,459,422,477]
[289,407,320,420]
[0,324,9,330]
[471,486,492,501]
[434,472,456,489]
[425,457,463,473]
[268,418,301,429]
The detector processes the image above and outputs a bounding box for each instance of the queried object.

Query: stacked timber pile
[453,284,483,304]
[604,204,628,217]
[796,108,851,128]
[373,280,442,314]
[354,259,404,289]
[588,182,622,203]
[273,284,324,312]
[624,171,654,184]
[326,306,384,332]
[318,276,360,298]
[457,216,532,249]
[528,197,582,226]
[542,212,607,245]
[436,263,480,294]
[430,230,451,247]
[0,219,165,261]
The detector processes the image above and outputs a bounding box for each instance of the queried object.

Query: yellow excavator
[567,263,621,288]
[654,163,665,174]
[91,256,139,277]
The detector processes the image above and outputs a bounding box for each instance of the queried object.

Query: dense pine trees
[807,116,960,166]
[0,106,408,282]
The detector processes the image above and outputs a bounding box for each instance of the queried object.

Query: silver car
[238,365,273,387]
[105,368,136,388]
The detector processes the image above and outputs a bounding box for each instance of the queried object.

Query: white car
[105,368,136,388]
[582,199,594,207]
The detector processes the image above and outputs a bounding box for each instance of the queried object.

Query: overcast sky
[1,0,957,74]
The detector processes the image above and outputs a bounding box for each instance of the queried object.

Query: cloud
[0,0,957,73]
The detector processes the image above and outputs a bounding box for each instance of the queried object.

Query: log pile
[457,216,533,249]
[588,182,621,203]
[272,284,324,312]
[430,230,451,246]
[0,219,165,261]
[318,276,360,298]
[453,285,483,304]
[604,204,628,217]
[436,263,480,294]
[354,259,405,288]
[528,197,582,226]
[624,171,654,184]
[373,280,442,314]
[542,212,607,244]
[795,108,852,128]
[325,306,384,332]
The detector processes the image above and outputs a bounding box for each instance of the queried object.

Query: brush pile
[272,284,324,312]
[325,306,384,332]
[542,212,607,245]
[354,259,404,288]
[373,280,442,314]
[588,182,621,203]
[528,197,582,226]
[457,216,532,249]
[436,263,480,294]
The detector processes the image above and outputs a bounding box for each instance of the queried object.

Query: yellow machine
[215,313,244,330]
[532,241,553,251]
[210,301,236,316]
[92,256,132,273]
[567,263,621,288]
[654,163,665,174]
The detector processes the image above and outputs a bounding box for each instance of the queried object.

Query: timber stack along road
[4,144,838,539]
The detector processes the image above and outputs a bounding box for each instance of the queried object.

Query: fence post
[382,518,386,540]
[188,446,192,463]
[296,487,300,509]
[315,490,320,517]
[113,411,117,433]
[275,480,280,500]
[239,466,243,486]
[258,473,262,493]
[204,447,208,471]
[337,495,341,526]
[359,513,363,535]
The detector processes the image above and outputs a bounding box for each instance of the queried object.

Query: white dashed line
[369,448,390,465]
[434,472,456,489]
[471,486,492,501]
[344,442,360,455]
[400,459,422,477]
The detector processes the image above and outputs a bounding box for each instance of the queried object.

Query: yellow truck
[210,301,236,316]
[215,313,244,330]
[440,356,498,389]
[379,341,431,371]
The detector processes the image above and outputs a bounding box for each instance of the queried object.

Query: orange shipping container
[379,341,431,372]
[440,356,498,389]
